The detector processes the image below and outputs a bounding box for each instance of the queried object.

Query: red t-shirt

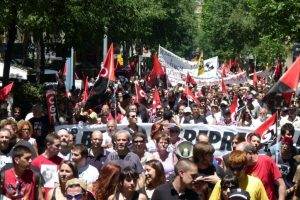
[31,154,63,196]
[2,168,36,200]
[245,155,282,200]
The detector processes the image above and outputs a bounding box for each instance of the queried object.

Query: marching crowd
[0,74,300,200]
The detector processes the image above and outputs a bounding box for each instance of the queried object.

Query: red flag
[253,69,258,87]
[260,74,264,85]
[63,63,67,76]
[253,113,276,137]
[184,86,201,104]
[228,59,233,70]
[99,43,115,82]
[148,53,165,84]
[265,57,300,97]
[152,88,162,114]
[230,96,238,116]
[230,95,245,119]
[0,82,14,101]
[221,79,228,96]
[282,92,294,105]
[81,76,89,102]
[135,82,147,104]
[233,57,238,67]
[274,60,281,79]
[187,73,197,85]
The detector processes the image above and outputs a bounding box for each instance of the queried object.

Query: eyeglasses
[22,128,30,131]
[134,140,144,144]
[229,165,244,172]
[65,193,83,200]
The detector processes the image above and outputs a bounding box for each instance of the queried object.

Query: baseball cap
[65,178,87,191]
[229,188,250,200]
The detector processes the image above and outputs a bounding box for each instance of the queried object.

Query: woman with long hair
[143,159,166,199]
[47,161,78,200]
[92,163,121,200]
[152,133,178,182]
[17,120,38,155]
[108,167,147,200]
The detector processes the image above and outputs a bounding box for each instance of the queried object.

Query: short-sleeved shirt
[105,151,143,173]
[2,168,37,200]
[209,174,269,200]
[31,154,63,195]
[245,155,282,200]
[152,182,199,200]
[86,148,108,170]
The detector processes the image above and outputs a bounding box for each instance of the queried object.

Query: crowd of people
[0,71,300,200]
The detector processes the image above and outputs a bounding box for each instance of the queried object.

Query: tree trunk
[39,37,45,81]
[22,32,31,66]
[3,5,17,86]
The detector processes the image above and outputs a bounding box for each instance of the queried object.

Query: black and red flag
[253,113,277,142]
[85,43,115,109]
[263,56,300,110]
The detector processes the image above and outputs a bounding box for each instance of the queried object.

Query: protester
[108,167,147,200]
[0,128,13,170]
[220,174,239,200]
[209,150,268,200]
[105,130,144,175]
[0,145,43,200]
[132,133,153,164]
[143,159,166,199]
[64,178,89,200]
[47,161,78,200]
[71,144,99,184]
[57,128,72,160]
[152,133,178,181]
[236,142,286,200]
[151,159,201,200]
[87,130,108,169]
[31,133,63,196]
[146,123,163,153]
[102,120,118,152]
[92,163,121,200]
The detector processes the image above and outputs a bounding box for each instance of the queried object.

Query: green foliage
[253,35,290,67]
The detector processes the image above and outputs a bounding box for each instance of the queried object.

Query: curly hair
[17,120,33,138]
[94,163,121,200]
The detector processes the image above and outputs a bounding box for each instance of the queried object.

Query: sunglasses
[134,140,144,144]
[229,165,244,172]
[65,193,83,200]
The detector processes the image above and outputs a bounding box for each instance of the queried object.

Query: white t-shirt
[78,164,99,184]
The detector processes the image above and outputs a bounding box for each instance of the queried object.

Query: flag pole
[275,108,279,165]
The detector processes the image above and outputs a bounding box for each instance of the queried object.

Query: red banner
[46,89,58,125]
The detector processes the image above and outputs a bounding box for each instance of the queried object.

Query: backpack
[0,167,41,200]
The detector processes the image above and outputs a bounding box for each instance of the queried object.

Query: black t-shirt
[152,182,199,200]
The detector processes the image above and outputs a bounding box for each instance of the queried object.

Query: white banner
[158,46,248,87]
[55,123,300,156]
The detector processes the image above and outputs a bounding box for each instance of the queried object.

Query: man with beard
[71,144,99,184]
[252,108,269,127]
[0,128,12,170]
[0,145,43,200]
[57,128,72,160]
[184,103,207,124]
[86,130,108,169]
[102,120,118,152]
[105,130,143,174]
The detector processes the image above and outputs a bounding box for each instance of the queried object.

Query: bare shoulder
[139,193,148,200]
[107,194,115,200]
